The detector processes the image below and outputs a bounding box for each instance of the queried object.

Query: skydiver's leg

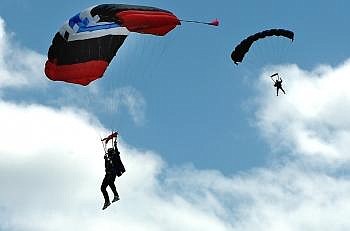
[101,174,110,204]
[108,173,119,198]
[108,173,120,202]
[277,88,279,96]
[281,87,286,94]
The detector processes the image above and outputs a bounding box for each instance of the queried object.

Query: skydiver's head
[107,148,114,154]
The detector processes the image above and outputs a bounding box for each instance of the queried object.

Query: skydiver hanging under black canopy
[271,73,286,96]
[100,131,126,210]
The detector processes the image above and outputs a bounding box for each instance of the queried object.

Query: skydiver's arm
[114,140,121,155]
[114,140,117,149]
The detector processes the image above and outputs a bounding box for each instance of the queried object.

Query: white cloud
[255,61,350,164]
[0,17,47,89]
[0,100,230,231]
[2,92,350,230]
[90,85,146,125]
[167,164,350,231]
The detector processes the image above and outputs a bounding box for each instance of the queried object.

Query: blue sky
[2,0,350,230]
[1,0,350,174]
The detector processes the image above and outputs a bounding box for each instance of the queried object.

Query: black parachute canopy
[231,29,294,65]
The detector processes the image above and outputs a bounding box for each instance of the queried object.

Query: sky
[1,0,350,230]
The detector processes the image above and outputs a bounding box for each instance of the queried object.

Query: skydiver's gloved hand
[114,140,118,149]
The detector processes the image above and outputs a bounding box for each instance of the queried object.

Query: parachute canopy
[45,4,181,86]
[231,29,294,65]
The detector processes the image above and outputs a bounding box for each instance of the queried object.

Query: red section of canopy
[101,131,118,144]
[44,60,108,86]
[116,10,181,36]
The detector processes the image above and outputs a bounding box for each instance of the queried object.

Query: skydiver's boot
[102,201,111,210]
[112,195,120,203]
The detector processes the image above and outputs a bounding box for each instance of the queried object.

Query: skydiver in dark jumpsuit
[271,73,286,96]
[101,139,125,210]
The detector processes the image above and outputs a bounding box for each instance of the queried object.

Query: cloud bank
[2,93,350,231]
[0,100,231,231]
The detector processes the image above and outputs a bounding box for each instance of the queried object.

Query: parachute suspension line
[281,37,293,64]
[115,37,130,85]
[104,72,113,126]
[234,43,255,79]
[281,39,294,64]
[147,33,174,101]
[117,36,140,90]
[132,36,147,83]
[240,55,254,79]
[269,36,294,66]
[234,50,256,83]
[274,37,284,63]
[179,19,219,27]
[143,38,158,84]
[124,35,148,86]
[100,135,107,153]
[248,40,261,68]
[146,32,173,83]
[250,44,261,68]
[261,38,274,66]
[270,73,280,82]
[244,42,261,75]
[270,75,275,83]
[268,37,281,65]
[263,37,272,65]
[111,130,114,148]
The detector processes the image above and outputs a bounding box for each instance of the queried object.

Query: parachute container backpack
[44,4,181,86]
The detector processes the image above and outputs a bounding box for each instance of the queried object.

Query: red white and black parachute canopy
[45,4,181,86]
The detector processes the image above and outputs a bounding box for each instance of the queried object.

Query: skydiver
[271,73,286,96]
[101,132,126,210]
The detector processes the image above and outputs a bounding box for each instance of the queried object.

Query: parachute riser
[100,135,107,154]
